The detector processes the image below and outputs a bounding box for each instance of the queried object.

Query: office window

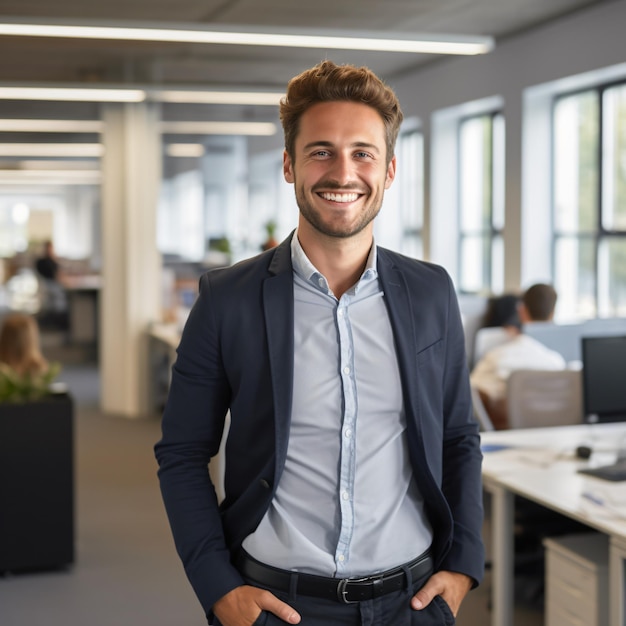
[396,128,424,258]
[157,169,205,260]
[458,113,505,293]
[552,83,626,318]
[375,126,423,257]
[0,201,29,257]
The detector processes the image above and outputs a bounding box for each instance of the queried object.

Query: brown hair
[0,313,48,376]
[279,60,403,165]
[522,283,558,321]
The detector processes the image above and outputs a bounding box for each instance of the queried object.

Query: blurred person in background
[0,312,61,401]
[471,283,565,429]
[35,240,60,282]
[0,312,49,376]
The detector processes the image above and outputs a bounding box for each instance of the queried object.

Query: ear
[384,155,397,189]
[283,150,294,183]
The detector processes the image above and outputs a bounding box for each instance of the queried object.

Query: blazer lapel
[263,236,295,481]
[377,250,421,425]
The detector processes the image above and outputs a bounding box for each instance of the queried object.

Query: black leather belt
[238,550,433,604]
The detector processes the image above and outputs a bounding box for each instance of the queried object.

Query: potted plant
[0,361,61,403]
[262,219,278,251]
[0,363,74,573]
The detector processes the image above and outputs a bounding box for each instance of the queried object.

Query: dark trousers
[214,567,455,626]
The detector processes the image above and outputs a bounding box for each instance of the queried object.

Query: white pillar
[100,102,162,418]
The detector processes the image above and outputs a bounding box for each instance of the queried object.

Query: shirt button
[338,554,345,562]
[342,491,350,501]
[345,428,352,438]
[318,277,325,286]
[343,366,350,375]
[338,309,344,317]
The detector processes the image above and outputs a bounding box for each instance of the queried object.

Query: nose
[327,152,356,186]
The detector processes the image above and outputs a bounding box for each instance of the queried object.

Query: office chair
[470,385,495,431]
[506,369,583,429]
[457,293,489,365]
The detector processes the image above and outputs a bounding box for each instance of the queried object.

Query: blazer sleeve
[154,273,245,619]
[438,271,485,585]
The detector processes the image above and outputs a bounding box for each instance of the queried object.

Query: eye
[312,150,331,158]
[354,151,372,159]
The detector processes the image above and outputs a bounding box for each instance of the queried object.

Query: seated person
[472,293,522,364]
[0,312,60,401]
[470,283,566,429]
[483,293,522,331]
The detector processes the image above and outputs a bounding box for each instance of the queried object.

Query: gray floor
[0,361,544,626]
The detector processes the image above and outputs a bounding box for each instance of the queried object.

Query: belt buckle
[336,576,374,604]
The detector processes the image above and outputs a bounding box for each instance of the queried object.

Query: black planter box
[0,393,74,573]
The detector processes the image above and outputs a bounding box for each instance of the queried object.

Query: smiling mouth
[318,191,361,203]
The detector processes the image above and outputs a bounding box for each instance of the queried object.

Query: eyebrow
[302,140,381,154]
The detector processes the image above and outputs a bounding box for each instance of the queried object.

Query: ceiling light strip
[0,119,104,132]
[0,85,282,105]
[0,169,101,180]
[165,143,205,158]
[152,90,282,105]
[0,86,145,102]
[0,143,103,157]
[160,121,276,135]
[0,22,493,55]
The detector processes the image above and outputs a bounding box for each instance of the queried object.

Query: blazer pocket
[416,338,443,367]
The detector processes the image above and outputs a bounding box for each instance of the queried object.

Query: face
[283,101,396,240]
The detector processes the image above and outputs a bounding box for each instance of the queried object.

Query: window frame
[551,79,626,318]
[456,110,505,294]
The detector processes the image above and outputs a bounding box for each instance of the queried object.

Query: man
[155,60,484,626]
[35,240,60,282]
[471,283,566,429]
[34,239,67,322]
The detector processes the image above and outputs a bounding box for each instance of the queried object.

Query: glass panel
[492,113,506,231]
[602,84,626,230]
[459,235,490,293]
[401,234,423,260]
[0,201,29,257]
[399,130,424,231]
[554,236,596,319]
[459,116,492,232]
[553,91,599,233]
[598,238,626,316]
[491,235,504,295]
[157,169,204,260]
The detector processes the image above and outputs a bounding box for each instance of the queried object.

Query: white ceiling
[0,0,612,158]
[0,0,610,90]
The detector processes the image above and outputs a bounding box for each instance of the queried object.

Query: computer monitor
[581,334,626,423]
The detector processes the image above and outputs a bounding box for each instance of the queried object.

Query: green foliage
[211,236,231,254]
[0,362,62,403]
[264,219,277,238]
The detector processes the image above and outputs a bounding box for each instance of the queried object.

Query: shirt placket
[335,292,357,575]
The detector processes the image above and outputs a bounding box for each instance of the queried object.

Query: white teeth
[320,192,359,203]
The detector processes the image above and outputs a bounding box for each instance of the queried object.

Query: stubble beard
[295,183,383,239]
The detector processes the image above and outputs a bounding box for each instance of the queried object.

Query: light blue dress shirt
[242,233,432,577]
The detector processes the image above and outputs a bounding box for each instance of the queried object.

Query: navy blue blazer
[155,234,484,618]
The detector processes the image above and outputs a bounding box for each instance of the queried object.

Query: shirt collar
[290,229,378,290]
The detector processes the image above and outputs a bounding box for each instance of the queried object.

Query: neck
[297,224,373,299]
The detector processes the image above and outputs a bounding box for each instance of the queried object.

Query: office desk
[481,423,626,626]
[59,274,102,349]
